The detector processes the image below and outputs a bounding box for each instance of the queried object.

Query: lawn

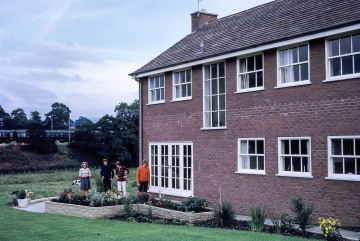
[0,170,314,241]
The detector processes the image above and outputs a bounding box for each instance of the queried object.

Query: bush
[90,193,104,207]
[249,206,268,232]
[177,197,208,213]
[291,197,313,234]
[319,217,343,241]
[134,192,150,204]
[213,199,235,226]
[272,213,295,234]
[103,191,117,206]
[16,190,27,199]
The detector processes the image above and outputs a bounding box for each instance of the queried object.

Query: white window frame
[276,43,311,88]
[236,53,264,93]
[202,61,226,130]
[324,33,360,82]
[148,75,165,104]
[326,136,360,182]
[148,142,194,197]
[172,69,192,101]
[236,138,266,175]
[277,137,312,178]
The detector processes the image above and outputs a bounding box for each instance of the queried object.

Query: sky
[0,0,273,121]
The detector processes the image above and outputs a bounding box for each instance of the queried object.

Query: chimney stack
[191,9,218,32]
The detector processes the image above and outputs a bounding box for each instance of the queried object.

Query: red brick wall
[139,38,360,226]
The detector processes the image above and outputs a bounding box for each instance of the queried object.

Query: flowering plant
[16,189,33,199]
[319,217,342,240]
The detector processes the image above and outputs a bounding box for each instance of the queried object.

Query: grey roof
[130,0,360,76]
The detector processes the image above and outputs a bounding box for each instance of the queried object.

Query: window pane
[240,141,248,154]
[343,139,354,155]
[175,86,181,98]
[258,156,264,170]
[249,72,256,88]
[299,45,308,62]
[352,34,360,53]
[356,139,360,155]
[354,54,360,73]
[250,156,257,169]
[181,85,186,97]
[293,157,301,172]
[329,39,339,57]
[344,158,355,174]
[160,89,164,100]
[291,140,299,154]
[205,96,211,111]
[280,67,286,83]
[283,140,290,154]
[284,157,291,171]
[240,74,248,89]
[239,58,246,73]
[219,94,225,110]
[301,140,308,154]
[330,58,341,76]
[333,158,343,174]
[340,36,352,55]
[219,78,225,94]
[174,73,180,84]
[187,84,191,97]
[342,56,353,75]
[257,140,264,154]
[219,62,225,77]
[257,72,263,87]
[212,79,218,94]
[154,78,159,88]
[332,139,342,155]
[151,90,156,102]
[357,158,360,175]
[186,70,191,82]
[180,71,185,83]
[212,112,218,127]
[280,49,289,65]
[248,57,255,71]
[204,80,210,95]
[242,156,250,169]
[289,47,298,64]
[219,111,225,126]
[160,75,164,87]
[294,65,300,82]
[205,112,211,127]
[303,157,309,172]
[300,63,309,81]
[204,66,210,80]
[249,140,256,154]
[255,55,262,70]
[211,64,217,78]
[212,95,218,110]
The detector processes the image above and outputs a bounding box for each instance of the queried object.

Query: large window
[327,136,360,181]
[327,33,360,80]
[238,54,263,92]
[149,142,193,196]
[278,45,309,87]
[237,138,265,175]
[278,137,312,178]
[203,62,226,128]
[149,75,165,104]
[173,69,192,100]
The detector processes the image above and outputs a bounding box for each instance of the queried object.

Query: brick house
[130,0,360,226]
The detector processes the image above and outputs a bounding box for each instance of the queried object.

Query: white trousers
[117,181,127,197]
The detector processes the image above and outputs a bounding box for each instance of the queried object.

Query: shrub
[134,192,150,204]
[213,199,235,226]
[16,190,27,199]
[90,193,104,207]
[291,197,313,234]
[177,197,208,213]
[249,206,268,232]
[103,191,117,206]
[272,213,295,234]
[319,217,343,241]
[123,198,134,218]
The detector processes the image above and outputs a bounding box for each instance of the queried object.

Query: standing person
[79,162,91,196]
[115,161,130,197]
[136,159,150,193]
[100,159,114,192]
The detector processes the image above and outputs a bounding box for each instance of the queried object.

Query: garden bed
[45,201,214,223]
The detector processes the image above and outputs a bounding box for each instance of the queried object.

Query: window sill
[276,173,313,178]
[234,87,264,94]
[325,176,360,182]
[323,74,360,82]
[275,81,311,89]
[146,101,165,106]
[235,171,266,176]
[170,97,192,103]
[201,126,227,131]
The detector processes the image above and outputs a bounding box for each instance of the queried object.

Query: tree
[75,116,93,127]
[26,122,57,154]
[44,102,71,130]
[0,105,10,129]
[29,111,42,124]
[3,108,28,129]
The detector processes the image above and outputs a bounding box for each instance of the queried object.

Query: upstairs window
[203,62,226,128]
[149,75,165,104]
[327,136,360,181]
[237,54,264,92]
[173,69,192,100]
[327,34,360,80]
[278,45,309,87]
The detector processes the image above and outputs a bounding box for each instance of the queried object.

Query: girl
[79,162,91,196]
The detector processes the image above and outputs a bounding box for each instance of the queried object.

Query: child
[100,159,114,192]
[115,161,130,197]
[136,159,150,193]
[79,162,91,196]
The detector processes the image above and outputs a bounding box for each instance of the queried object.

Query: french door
[149,142,193,196]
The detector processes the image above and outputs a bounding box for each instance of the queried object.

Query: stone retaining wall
[45,201,213,222]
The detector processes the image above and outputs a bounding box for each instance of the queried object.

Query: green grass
[0,170,313,241]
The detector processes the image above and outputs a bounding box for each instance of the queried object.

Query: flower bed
[45,201,214,223]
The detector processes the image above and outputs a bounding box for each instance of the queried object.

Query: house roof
[129,0,360,77]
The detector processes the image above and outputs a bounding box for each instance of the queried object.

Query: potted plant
[16,190,32,208]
